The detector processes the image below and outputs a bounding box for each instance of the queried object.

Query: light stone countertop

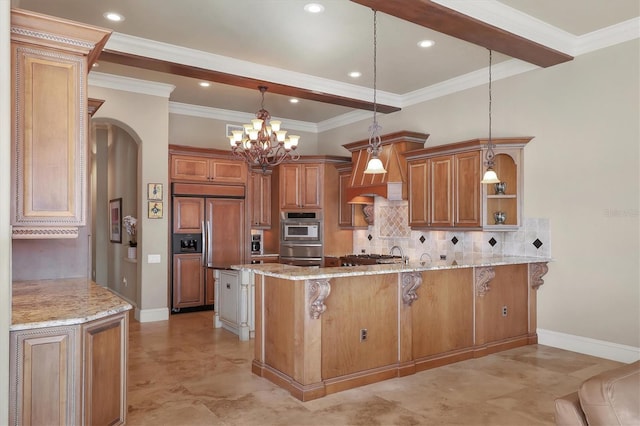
[11,278,133,331]
[231,255,551,281]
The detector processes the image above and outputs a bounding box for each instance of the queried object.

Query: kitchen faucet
[390,245,408,264]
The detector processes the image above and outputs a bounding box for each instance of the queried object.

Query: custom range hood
[343,131,428,201]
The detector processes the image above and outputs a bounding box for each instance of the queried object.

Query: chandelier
[228,86,300,172]
[481,49,500,184]
[363,9,386,174]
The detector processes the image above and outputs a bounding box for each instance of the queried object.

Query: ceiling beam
[99,50,401,114]
[350,0,573,68]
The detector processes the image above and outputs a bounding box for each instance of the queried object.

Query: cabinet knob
[226,283,231,289]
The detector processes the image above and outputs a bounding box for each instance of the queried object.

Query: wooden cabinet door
[83,313,127,426]
[301,164,322,209]
[207,198,245,267]
[206,268,215,305]
[172,254,205,308]
[279,164,322,209]
[12,45,86,231]
[170,155,210,182]
[173,196,204,234]
[210,159,247,184]
[10,326,82,425]
[475,264,529,345]
[279,164,301,209]
[250,172,271,228]
[455,151,481,227]
[429,155,454,227]
[408,160,429,227]
[338,173,354,227]
[411,269,474,358]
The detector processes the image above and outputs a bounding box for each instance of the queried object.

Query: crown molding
[573,17,640,56]
[169,102,318,134]
[105,32,399,107]
[88,71,175,98]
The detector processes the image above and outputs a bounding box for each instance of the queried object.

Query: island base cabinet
[9,325,82,426]
[9,312,128,426]
[474,264,530,356]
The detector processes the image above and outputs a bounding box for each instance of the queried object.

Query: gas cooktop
[339,254,403,266]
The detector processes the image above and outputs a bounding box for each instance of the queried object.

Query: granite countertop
[231,255,551,281]
[11,278,133,331]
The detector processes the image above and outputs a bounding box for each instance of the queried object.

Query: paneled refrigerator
[171,183,245,312]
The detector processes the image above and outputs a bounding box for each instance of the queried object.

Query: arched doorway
[91,120,140,307]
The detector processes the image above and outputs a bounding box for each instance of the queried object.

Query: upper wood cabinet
[337,166,370,228]
[404,137,531,230]
[10,9,111,239]
[170,154,247,184]
[279,163,323,210]
[249,171,271,228]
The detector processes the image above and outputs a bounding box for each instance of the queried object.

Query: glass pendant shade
[364,156,386,174]
[481,167,500,184]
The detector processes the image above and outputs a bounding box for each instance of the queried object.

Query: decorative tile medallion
[379,205,411,238]
[533,238,543,249]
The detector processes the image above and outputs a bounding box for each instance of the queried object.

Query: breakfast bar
[233,256,550,401]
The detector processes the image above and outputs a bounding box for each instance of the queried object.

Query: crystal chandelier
[363,9,386,175]
[481,49,500,184]
[228,86,300,172]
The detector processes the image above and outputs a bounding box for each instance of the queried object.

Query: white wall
[169,113,320,155]
[89,86,171,322]
[0,1,11,421]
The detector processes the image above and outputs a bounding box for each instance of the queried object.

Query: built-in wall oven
[280,211,323,266]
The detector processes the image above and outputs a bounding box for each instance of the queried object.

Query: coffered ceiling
[11,0,640,127]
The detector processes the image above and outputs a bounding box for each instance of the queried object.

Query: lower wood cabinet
[172,253,205,309]
[10,312,128,425]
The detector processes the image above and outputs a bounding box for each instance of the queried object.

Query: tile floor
[127,311,622,425]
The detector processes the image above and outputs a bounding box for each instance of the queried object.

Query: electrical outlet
[502,305,508,317]
[360,328,368,342]
[148,254,161,263]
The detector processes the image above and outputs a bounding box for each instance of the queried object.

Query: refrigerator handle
[201,220,206,267]
[207,220,212,266]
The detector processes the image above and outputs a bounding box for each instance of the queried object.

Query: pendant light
[363,9,386,174]
[481,49,500,184]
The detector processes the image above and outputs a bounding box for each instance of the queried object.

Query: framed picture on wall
[109,198,122,243]
[148,201,163,219]
[147,183,163,200]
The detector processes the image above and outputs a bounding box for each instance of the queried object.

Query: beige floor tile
[126,312,619,426]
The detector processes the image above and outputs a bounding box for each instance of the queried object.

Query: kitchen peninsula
[233,256,550,401]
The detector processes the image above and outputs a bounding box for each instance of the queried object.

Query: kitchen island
[11,279,132,425]
[232,256,550,401]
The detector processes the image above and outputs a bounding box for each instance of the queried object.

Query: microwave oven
[282,222,320,241]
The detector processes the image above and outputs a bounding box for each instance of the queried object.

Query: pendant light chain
[486,49,495,164]
[367,9,382,156]
[372,9,378,123]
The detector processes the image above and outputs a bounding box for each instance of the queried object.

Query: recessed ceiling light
[304,3,325,13]
[199,82,211,88]
[289,98,299,104]
[417,39,435,48]
[349,71,362,78]
[103,12,124,22]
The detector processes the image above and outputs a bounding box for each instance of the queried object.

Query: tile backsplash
[353,197,551,260]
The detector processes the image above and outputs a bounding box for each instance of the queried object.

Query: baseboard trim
[136,307,169,323]
[537,328,640,363]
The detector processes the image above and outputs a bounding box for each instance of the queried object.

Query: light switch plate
[148,254,161,263]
